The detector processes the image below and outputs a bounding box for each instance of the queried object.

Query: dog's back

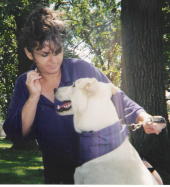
[74,138,157,184]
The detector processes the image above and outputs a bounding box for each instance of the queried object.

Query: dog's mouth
[56,100,72,113]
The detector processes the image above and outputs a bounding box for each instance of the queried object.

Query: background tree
[58,0,122,86]
[163,0,170,91]
[121,0,167,120]
[121,0,170,183]
[0,1,18,119]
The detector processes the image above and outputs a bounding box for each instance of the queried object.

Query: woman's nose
[48,53,57,63]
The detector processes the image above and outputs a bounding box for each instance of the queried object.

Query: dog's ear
[84,78,98,93]
[108,83,120,95]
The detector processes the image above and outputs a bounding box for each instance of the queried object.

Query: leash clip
[128,123,142,131]
[128,116,166,132]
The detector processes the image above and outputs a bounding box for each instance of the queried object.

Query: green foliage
[0,1,18,118]
[55,0,122,85]
[0,137,43,184]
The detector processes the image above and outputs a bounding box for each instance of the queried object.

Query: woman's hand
[136,112,166,135]
[142,116,166,135]
[26,69,42,98]
[22,69,42,136]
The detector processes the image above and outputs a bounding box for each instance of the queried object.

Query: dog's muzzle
[56,100,72,113]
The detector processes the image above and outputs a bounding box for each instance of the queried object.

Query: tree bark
[121,0,168,121]
[121,0,170,184]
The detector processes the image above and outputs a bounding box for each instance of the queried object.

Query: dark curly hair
[20,7,66,53]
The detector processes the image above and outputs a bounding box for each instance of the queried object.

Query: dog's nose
[54,88,58,94]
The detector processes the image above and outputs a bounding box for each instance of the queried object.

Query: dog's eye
[72,82,75,87]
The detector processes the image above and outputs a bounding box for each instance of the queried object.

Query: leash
[128,116,166,131]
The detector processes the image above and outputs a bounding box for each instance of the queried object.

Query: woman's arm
[114,91,166,134]
[21,95,40,136]
[21,70,42,136]
[3,74,29,140]
[3,70,42,140]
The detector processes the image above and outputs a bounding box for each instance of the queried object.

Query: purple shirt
[3,58,144,166]
[79,121,129,164]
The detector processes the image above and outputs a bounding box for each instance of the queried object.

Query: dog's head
[55,78,119,116]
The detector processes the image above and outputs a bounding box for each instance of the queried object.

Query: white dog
[55,78,159,184]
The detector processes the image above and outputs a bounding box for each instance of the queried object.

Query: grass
[0,137,44,184]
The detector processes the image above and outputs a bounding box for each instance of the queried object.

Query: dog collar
[78,121,129,165]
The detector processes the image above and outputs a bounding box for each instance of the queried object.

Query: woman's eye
[41,54,48,57]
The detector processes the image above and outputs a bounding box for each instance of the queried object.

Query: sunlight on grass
[0,160,18,164]
[27,166,43,170]
[0,138,12,148]
[0,137,44,184]
[13,168,26,176]
[0,144,12,148]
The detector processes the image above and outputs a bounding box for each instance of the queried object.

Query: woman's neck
[40,71,61,103]
[41,70,61,83]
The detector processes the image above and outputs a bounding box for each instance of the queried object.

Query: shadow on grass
[0,138,44,184]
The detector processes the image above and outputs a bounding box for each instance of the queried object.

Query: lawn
[0,137,44,184]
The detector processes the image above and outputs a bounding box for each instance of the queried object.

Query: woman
[3,7,164,184]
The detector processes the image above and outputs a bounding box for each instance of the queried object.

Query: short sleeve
[3,74,31,141]
[112,91,145,124]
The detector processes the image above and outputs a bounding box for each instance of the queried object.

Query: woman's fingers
[26,70,42,96]
[143,121,166,134]
[26,71,41,83]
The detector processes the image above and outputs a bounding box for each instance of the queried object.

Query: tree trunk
[121,0,170,184]
[121,0,168,121]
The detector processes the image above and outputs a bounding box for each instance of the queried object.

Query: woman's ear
[24,48,33,60]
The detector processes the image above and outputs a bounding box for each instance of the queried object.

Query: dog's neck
[73,98,119,133]
[78,121,129,165]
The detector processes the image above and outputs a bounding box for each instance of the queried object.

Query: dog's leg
[74,167,85,184]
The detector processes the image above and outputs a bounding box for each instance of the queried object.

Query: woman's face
[25,41,64,75]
